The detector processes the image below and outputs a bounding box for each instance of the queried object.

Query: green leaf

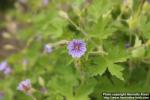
[131,36,145,58]
[89,16,115,40]
[45,17,67,38]
[139,16,150,39]
[107,45,129,63]
[74,79,96,100]
[87,0,113,20]
[108,64,124,81]
[47,66,78,99]
[87,44,127,80]
[87,56,108,76]
[34,12,67,39]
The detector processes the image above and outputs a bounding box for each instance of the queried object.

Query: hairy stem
[67,17,99,47]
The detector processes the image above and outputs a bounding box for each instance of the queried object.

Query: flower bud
[58,10,69,19]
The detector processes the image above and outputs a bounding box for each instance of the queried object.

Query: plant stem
[74,59,85,84]
[68,18,88,36]
[74,58,81,72]
[67,17,99,47]
[145,66,150,87]
[30,94,37,100]
[89,51,108,55]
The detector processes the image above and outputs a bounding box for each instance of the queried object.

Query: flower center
[22,84,30,91]
[74,43,80,51]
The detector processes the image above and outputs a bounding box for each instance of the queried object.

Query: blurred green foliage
[0,0,150,100]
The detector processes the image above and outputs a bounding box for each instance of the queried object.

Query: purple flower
[44,44,52,53]
[17,79,31,92]
[3,67,11,75]
[43,0,49,6]
[0,91,4,100]
[67,39,86,58]
[0,61,8,71]
[0,61,11,75]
